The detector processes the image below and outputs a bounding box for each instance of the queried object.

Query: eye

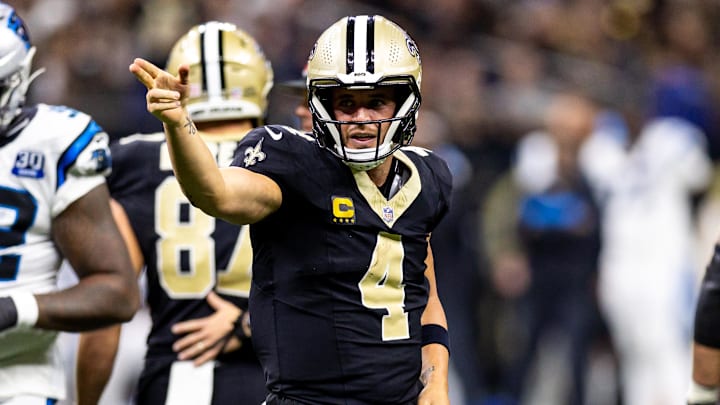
[368,98,388,109]
[334,97,356,114]
[337,98,354,108]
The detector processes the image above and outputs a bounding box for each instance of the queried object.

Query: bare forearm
[421,343,449,389]
[418,287,450,402]
[693,342,720,386]
[165,118,282,224]
[163,119,227,216]
[418,340,450,405]
[77,325,121,405]
[420,297,449,390]
[35,275,137,331]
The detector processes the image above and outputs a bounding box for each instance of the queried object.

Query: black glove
[0,296,18,331]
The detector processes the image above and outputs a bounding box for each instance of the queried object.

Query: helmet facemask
[309,79,420,171]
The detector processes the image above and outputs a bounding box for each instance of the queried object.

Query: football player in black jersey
[76,22,272,405]
[131,15,451,405]
[688,243,720,405]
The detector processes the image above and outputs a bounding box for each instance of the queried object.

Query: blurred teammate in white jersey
[0,2,139,404]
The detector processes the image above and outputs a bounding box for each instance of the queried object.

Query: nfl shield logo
[382,206,394,223]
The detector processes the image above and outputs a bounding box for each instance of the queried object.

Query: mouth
[347,134,377,148]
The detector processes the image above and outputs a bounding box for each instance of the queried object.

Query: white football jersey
[0,104,111,400]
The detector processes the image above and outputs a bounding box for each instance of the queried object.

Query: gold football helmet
[166,21,273,124]
[306,15,422,170]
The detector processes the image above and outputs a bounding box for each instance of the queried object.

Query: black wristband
[421,324,450,355]
[232,311,251,341]
[0,296,18,331]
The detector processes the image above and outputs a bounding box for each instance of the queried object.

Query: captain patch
[332,196,355,224]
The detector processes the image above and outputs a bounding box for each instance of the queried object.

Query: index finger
[171,318,203,334]
[128,58,162,89]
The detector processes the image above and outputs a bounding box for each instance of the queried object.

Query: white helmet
[307,15,422,170]
[166,21,274,125]
[0,3,41,134]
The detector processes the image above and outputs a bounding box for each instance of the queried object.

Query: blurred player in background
[0,2,139,403]
[75,21,272,405]
[276,65,311,132]
[580,103,711,405]
[131,14,451,404]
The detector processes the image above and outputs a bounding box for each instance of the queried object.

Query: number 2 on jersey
[0,187,37,281]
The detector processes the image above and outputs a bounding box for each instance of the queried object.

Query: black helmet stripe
[200,30,207,91]
[346,16,355,74]
[201,22,224,99]
[367,15,375,73]
[346,15,376,75]
[218,29,226,91]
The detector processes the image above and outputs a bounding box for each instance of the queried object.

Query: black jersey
[107,132,264,403]
[231,125,452,404]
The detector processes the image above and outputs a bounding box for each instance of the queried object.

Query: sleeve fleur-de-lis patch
[243,138,267,167]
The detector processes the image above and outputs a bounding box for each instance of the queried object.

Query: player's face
[332,87,396,150]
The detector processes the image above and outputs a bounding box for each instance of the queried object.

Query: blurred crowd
[15,0,720,404]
